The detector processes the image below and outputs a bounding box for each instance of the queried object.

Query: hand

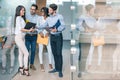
[50,28,57,32]
[39,32,44,38]
[45,33,49,38]
[29,27,35,32]
[45,27,50,32]
[29,27,34,32]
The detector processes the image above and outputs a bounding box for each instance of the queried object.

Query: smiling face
[20,7,25,16]
[30,6,37,15]
[41,10,45,16]
[49,7,55,15]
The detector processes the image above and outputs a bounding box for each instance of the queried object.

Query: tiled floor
[1,41,119,80]
[12,40,71,80]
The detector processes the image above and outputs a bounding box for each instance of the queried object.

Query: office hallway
[12,40,71,80]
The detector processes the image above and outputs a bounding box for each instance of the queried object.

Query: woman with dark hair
[37,7,53,72]
[14,5,33,76]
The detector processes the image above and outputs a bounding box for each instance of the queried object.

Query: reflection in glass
[0,0,33,79]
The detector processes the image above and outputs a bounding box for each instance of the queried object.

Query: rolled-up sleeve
[57,15,65,32]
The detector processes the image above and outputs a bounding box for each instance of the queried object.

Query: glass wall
[0,0,35,80]
[1,0,120,79]
[46,0,120,80]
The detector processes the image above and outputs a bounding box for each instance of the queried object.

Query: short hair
[85,4,94,12]
[49,3,57,11]
[31,4,38,10]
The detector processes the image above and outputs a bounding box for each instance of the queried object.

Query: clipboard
[24,22,36,29]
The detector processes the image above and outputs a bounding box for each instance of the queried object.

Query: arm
[50,15,65,33]
[76,16,85,31]
[57,15,65,32]
[21,28,33,32]
[16,17,33,33]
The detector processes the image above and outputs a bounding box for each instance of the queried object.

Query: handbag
[92,36,105,46]
[37,34,48,45]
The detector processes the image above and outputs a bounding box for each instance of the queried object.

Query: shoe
[49,64,53,70]
[23,68,30,76]
[40,64,45,72]
[18,67,24,75]
[30,64,36,70]
[48,69,57,73]
[58,72,63,78]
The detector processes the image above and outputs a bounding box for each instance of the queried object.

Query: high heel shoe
[40,64,45,72]
[18,67,24,75]
[23,68,30,76]
[49,64,53,70]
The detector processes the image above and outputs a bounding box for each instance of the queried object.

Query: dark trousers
[25,35,37,65]
[50,33,63,72]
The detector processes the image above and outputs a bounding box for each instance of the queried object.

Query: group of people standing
[14,3,65,78]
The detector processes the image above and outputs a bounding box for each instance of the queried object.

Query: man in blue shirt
[25,4,39,70]
[38,4,65,78]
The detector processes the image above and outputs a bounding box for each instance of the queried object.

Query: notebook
[24,22,36,29]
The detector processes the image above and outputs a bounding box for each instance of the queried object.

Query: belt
[51,33,62,36]
[26,34,37,36]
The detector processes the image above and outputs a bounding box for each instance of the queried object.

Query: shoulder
[79,15,87,19]
[56,14,63,20]
[16,16,21,19]
[57,14,63,18]
[16,16,22,21]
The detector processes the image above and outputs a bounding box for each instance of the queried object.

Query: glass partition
[1,0,120,79]
[0,0,35,80]
[46,0,120,80]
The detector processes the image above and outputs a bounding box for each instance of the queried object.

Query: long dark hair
[41,7,49,17]
[14,5,26,27]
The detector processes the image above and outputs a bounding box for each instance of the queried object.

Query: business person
[14,5,33,76]
[25,4,39,70]
[38,4,65,78]
[38,7,53,72]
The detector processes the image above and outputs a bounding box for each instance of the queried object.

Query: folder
[37,34,48,45]
[50,19,61,29]
[24,22,36,29]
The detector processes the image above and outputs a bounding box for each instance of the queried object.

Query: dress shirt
[38,13,65,35]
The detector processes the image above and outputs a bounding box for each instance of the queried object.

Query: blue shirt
[76,15,96,31]
[26,13,40,34]
[38,13,65,35]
